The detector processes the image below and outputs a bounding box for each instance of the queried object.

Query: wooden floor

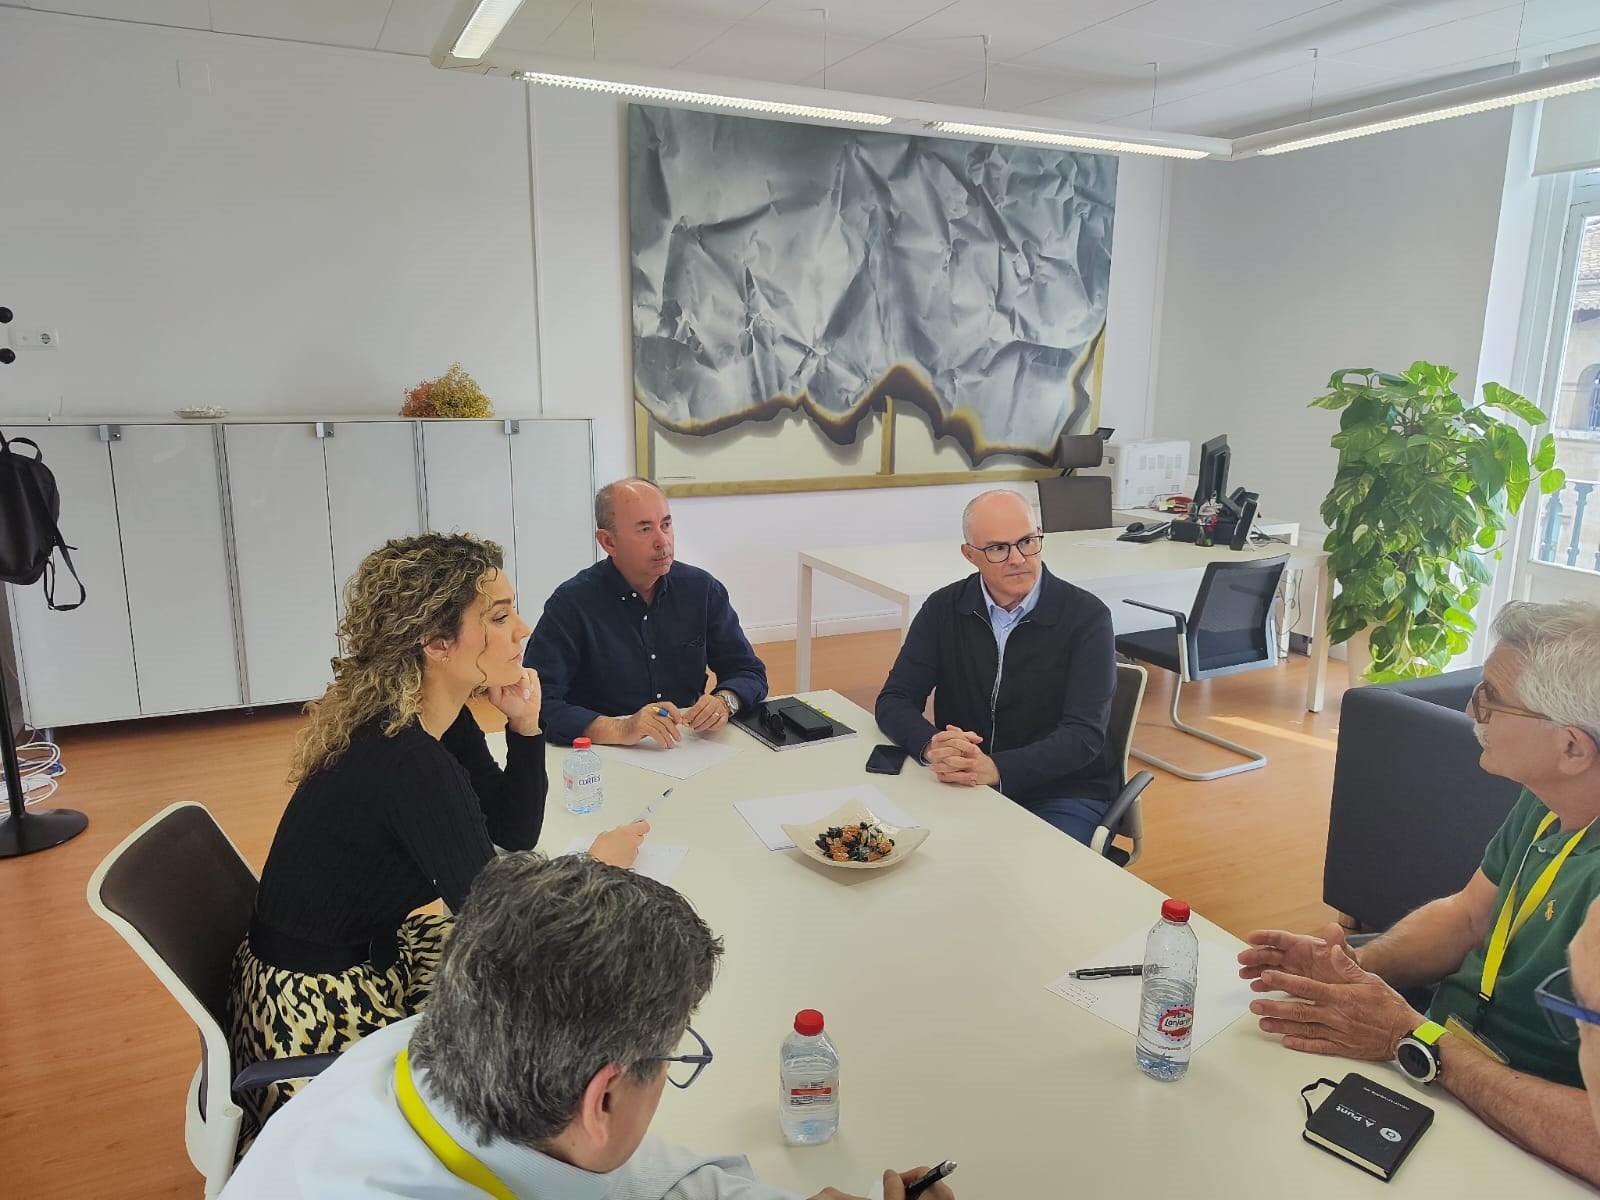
[0,631,1348,1198]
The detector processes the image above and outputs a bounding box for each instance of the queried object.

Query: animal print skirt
[226,912,451,1151]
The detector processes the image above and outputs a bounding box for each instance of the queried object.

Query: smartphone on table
[865,743,909,775]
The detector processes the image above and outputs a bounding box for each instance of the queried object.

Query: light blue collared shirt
[981,572,1043,662]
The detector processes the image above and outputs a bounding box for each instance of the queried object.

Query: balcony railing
[1537,478,1600,573]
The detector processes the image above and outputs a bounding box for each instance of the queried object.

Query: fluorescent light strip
[451,0,528,60]
[516,71,893,125]
[1258,73,1600,156]
[928,120,1210,159]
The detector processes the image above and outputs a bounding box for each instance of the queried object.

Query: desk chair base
[1132,679,1267,782]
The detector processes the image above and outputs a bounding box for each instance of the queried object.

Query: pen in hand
[635,787,672,824]
[1069,964,1144,979]
[904,1160,957,1199]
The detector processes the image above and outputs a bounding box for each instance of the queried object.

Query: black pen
[904,1160,957,1199]
[1069,964,1144,979]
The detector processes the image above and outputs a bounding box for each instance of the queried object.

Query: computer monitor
[1194,434,1230,510]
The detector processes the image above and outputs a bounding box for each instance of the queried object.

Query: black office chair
[1091,662,1156,865]
[1037,476,1113,532]
[1114,555,1289,781]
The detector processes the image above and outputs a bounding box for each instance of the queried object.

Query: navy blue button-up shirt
[525,558,769,745]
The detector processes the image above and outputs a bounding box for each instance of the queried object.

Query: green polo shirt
[1427,789,1598,1088]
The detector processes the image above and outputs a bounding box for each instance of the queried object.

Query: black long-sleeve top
[251,706,547,963]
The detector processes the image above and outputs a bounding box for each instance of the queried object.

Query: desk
[796,530,1334,712]
[496,695,1579,1198]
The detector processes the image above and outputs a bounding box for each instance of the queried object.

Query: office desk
[496,694,1579,1198]
[796,530,1334,711]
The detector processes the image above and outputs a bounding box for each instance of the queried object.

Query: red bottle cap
[1161,899,1191,923]
[793,1009,825,1036]
[573,738,592,750]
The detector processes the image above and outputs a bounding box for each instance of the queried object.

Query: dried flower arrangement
[400,363,494,418]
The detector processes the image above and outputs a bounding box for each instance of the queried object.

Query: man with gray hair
[528,477,768,748]
[220,852,953,1200]
[1239,600,1600,1183]
[874,488,1118,845]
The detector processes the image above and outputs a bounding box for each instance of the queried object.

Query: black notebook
[1302,1073,1433,1181]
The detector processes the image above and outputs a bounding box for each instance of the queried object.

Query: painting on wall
[628,105,1118,496]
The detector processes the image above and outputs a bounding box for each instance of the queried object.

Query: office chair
[1037,476,1113,532]
[87,802,337,1196]
[1114,555,1289,781]
[1091,661,1156,865]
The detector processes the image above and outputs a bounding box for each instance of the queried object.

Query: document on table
[1045,928,1256,1052]
[562,837,689,886]
[594,732,743,780]
[733,784,922,851]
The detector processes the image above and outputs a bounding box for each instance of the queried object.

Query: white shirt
[220,1017,806,1200]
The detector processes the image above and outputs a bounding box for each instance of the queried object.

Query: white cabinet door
[421,423,517,585]
[224,424,338,705]
[510,420,595,620]
[111,425,241,715]
[5,426,140,727]
[325,422,422,597]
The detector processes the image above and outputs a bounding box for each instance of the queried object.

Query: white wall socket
[10,327,60,350]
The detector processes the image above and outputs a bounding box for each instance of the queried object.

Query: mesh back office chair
[87,802,336,1196]
[1037,476,1114,532]
[1114,555,1289,781]
[1090,662,1155,865]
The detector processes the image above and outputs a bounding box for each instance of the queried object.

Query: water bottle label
[563,771,602,790]
[786,1085,835,1108]
[1156,1005,1194,1042]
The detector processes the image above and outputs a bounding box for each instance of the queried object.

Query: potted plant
[1312,361,1564,682]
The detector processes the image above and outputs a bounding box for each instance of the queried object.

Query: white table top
[799,529,1320,609]
[497,694,1580,1198]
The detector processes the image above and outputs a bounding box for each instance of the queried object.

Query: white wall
[0,8,1174,639]
[531,88,1174,636]
[1153,111,1516,534]
[0,9,540,420]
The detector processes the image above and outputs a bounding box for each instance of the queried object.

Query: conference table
[496,693,1584,1198]
[794,528,1336,712]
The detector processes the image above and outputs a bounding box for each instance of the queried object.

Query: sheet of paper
[733,784,923,851]
[593,732,744,780]
[1072,537,1126,549]
[562,837,690,887]
[1044,928,1256,1052]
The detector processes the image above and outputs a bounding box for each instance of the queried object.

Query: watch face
[1396,1039,1437,1083]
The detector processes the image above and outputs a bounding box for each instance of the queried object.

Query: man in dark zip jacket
[874,489,1118,845]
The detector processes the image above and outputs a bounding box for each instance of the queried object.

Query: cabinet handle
[502,420,520,435]
[314,422,335,439]
[97,424,122,442]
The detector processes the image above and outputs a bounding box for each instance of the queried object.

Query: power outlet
[10,327,60,350]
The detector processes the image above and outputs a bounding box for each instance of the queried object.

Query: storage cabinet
[4,417,593,727]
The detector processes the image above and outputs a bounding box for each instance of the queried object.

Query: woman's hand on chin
[489,667,542,736]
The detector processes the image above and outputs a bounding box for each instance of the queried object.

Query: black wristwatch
[1395,1020,1447,1085]
[714,688,741,716]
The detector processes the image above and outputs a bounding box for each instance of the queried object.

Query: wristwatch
[714,688,741,716]
[1396,1020,1447,1085]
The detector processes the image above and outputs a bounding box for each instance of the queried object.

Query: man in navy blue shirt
[527,478,768,746]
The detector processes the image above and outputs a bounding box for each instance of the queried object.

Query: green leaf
[1540,467,1567,495]
[1479,381,1546,425]
[1532,433,1557,472]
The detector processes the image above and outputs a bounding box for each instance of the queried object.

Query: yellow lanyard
[393,1049,517,1200]
[1478,812,1590,1003]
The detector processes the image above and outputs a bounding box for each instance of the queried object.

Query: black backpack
[0,429,85,611]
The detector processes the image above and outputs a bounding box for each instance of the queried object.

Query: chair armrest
[1091,771,1154,858]
[1121,599,1187,631]
[232,1052,341,1093]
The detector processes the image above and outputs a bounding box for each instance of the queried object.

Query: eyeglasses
[967,533,1044,564]
[1468,680,1553,725]
[1536,967,1600,1043]
[650,1025,714,1089]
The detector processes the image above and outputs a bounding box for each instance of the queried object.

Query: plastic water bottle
[562,738,604,815]
[778,1009,840,1145]
[1136,898,1198,1081]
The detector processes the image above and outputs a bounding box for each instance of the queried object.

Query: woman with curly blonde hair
[227,532,646,1144]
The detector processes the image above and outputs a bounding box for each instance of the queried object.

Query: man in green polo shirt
[1239,600,1600,1186]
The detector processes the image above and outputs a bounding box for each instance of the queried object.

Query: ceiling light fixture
[927,120,1211,159]
[1242,56,1600,157]
[515,70,893,125]
[451,0,530,61]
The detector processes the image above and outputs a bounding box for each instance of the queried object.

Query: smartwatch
[1396,1020,1447,1085]
[714,688,741,716]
